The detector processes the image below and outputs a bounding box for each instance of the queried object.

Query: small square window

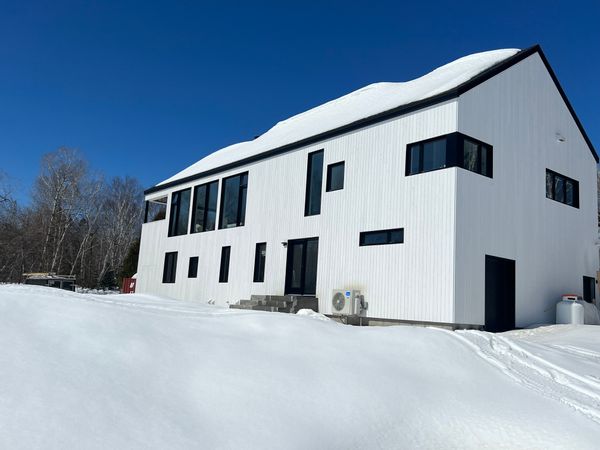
[326,162,345,192]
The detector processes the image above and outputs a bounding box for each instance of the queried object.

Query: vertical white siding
[137,100,459,323]
[455,53,598,326]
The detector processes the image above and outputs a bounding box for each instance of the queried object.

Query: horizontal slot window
[359,228,404,246]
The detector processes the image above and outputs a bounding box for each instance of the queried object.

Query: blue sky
[1,0,598,201]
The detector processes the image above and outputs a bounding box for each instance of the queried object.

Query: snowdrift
[1,284,599,449]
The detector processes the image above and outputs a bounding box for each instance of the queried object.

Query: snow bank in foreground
[1,284,599,449]
[158,48,519,186]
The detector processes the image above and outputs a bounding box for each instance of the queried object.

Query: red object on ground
[122,278,136,294]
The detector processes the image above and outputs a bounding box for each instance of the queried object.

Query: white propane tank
[556,294,585,325]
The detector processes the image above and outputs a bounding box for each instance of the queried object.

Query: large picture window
[546,169,579,208]
[406,133,492,178]
[162,252,178,283]
[168,188,191,237]
[191,181,218,233]
[305,150,324,216]
[219,173,248,229]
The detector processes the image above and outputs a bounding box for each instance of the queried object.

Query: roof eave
[145,45,597,196]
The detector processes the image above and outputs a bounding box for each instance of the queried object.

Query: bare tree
[32,148,88,273]
[0,149,144,288]
[96,176,144,286]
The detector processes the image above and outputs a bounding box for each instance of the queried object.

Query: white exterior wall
[137,101,459,323]
[455,53,598,327]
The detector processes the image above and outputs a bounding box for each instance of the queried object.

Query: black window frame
[326,161,345,192]
[219,172,248,229]
[304,150,324,216]
[583,276,596,303]
[162,252,178,283]
[545,169,579,208]
[190,180,219,234]
[188,256,199,278]
[405,132,493,178]
[359,228,404,246]
[144,196,167,223]
[219,246,231,283]
[253,242,267,283]
[168,188,192,237]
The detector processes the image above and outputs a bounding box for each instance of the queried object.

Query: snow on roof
[159,48,520,186]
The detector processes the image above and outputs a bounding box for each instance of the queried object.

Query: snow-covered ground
[1,285,599,449]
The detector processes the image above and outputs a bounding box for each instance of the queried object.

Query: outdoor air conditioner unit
[331,289,365,316]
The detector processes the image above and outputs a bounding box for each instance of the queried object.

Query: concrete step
[239,299,258,306]
[230,295,319,314]
[250,305,278,312]
[229,304,251,310]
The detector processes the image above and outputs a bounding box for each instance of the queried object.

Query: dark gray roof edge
[145,45,596,195]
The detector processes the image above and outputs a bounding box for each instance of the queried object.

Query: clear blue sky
[1,0,598,201]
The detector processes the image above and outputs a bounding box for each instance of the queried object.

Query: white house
[137,45,598,331]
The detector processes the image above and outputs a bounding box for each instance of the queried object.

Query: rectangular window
[188,256,199,278]
[253,242,267,282]
[191,181,218,233]
[168,188,191,237]
[546,169,579,208]
[219,173,248,229]
[219,246,231,283]
[162,252,178,283]
[305,150,324,216]
[583,276,596,303]
[144,196,167,223]
[326,161,345,192]
[461,138,493,177]
[406,133,492,178]
[359,228,404,246]
[422,138,446,172]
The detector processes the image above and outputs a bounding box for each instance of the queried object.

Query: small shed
[122,273,137,294]
[23,273,76,291]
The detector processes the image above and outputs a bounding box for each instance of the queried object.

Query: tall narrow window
[253,243,267,282]
[191,181,218,233]
[168,188,191,237]
[583,276,596,303]
[188,256,199,278]
[326,161,345,192]
[162,252,178,283]
[219,246,231,283]
[546,169,579,208]
[305,150,324,216]
[219,173,248,229]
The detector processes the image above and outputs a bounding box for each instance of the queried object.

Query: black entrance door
[285,237,319,295]
[485,255,516,332]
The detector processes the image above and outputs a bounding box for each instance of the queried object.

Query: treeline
[0,147,143,288]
